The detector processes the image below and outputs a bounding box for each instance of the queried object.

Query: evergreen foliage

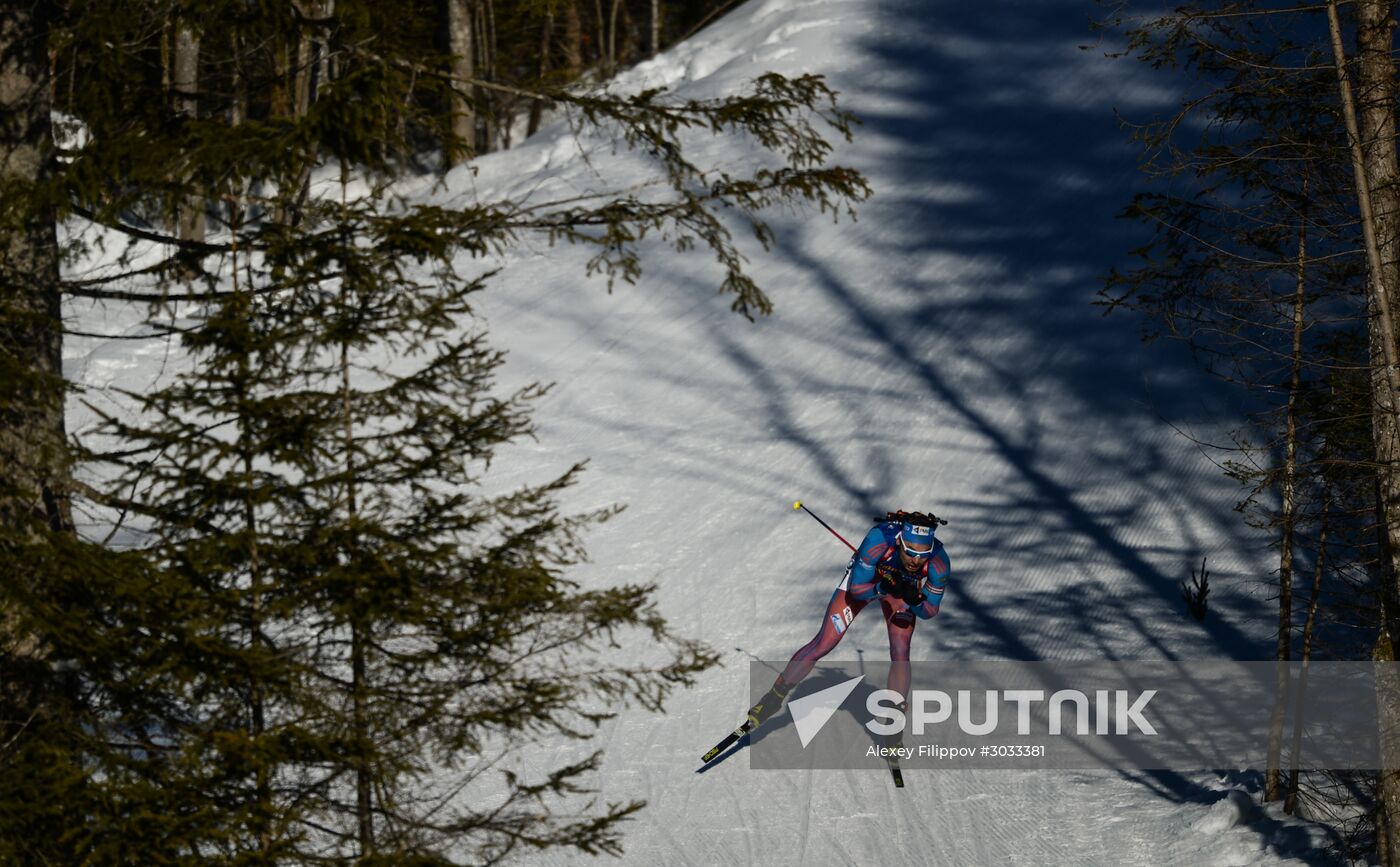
[0,0,869,861]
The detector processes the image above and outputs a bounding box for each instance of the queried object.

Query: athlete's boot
[746,679,793,728]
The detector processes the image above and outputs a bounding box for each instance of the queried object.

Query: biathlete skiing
[701,504,951,785]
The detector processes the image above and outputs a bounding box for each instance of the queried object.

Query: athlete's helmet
[900,519,935,544]
[897,519,936,560]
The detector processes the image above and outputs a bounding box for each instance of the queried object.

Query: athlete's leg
[881,598,915,702]
[776,585,869,689]
[747,582,870,727]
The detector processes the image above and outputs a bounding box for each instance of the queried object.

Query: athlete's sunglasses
[899,535,934,559]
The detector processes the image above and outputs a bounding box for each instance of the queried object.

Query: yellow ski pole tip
[793,500,802,510]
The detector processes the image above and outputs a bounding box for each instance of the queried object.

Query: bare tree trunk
[314,0,335,100]
[292,2,316,119]
[594,0,606,70]
[352,616,372,852]
[1285,494,1328,815]
[0,2,70,539]
[227,35,247,236]
[230,28,246,129]
[527,14,551,138]
[279,1,329,228]
[270,37,291,121]
[651,0,660,57]
[267,18,298,223]
[445,0,475,165]
[1328,3,1400,860]
[482,0,497,152]
[562,1,583,76]
[1267,189,1308,802]
[618,0,636,66]
[1380,623,1400,867]
[161,20,171,94]
[607,0,618,67]
[173,23,205,244]
[0,4,71,819]
[1378,475,1400,866]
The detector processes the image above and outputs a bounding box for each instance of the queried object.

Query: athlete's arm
[909,546,950,620]
[846,526,892,602]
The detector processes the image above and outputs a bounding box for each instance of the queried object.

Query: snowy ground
[62,0,1346,864]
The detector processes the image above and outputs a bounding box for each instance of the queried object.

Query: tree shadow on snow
[525,0,1331,860]
[689,0,1319,858]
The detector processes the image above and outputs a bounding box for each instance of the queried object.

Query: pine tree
[1,0,869,861]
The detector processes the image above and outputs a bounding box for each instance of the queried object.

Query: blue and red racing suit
[777,521,950,700]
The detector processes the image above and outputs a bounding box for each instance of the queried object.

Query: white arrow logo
[788,675,865,748]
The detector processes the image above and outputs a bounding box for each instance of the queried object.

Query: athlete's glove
[895,580,924,607]
[877,573,900,598]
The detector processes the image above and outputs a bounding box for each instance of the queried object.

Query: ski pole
[792,500,856,552]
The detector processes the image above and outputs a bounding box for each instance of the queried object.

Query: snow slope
[62,0,1343,864]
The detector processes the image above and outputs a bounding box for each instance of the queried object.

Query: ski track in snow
[60,0,1343,863]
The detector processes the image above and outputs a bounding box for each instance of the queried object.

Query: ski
[887,758,905,788]
[703,683,789,764]
[701,719,756,764]
[702,715,905,786]
[702,721,906,786]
